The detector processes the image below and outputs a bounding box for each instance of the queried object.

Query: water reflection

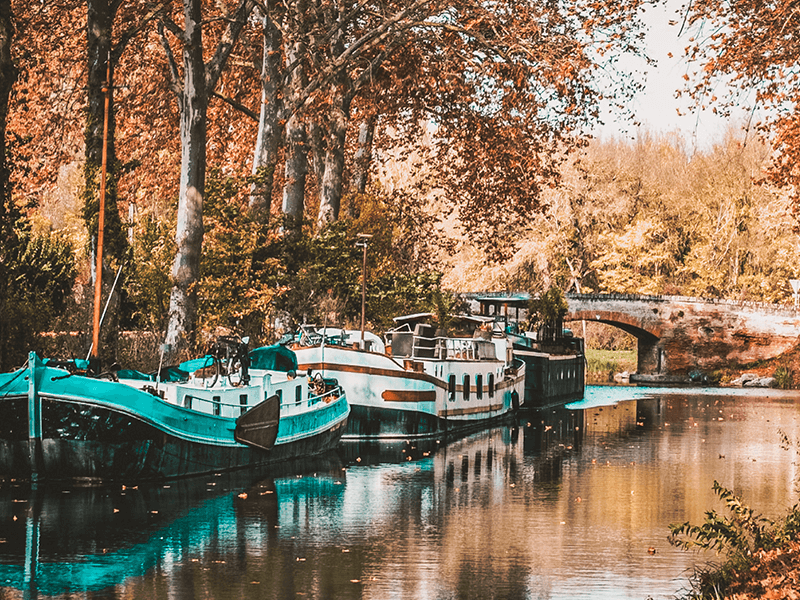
[1,388,799,599]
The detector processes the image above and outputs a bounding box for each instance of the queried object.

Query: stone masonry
[565,293,800,377]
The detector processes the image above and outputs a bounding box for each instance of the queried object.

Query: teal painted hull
[0,353,349,482]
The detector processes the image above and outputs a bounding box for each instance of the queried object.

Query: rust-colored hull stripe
[381,390,437,403]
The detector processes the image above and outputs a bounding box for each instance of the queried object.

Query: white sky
[594,0,753,149]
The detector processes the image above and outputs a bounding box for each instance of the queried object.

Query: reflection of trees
[9,397,797,599]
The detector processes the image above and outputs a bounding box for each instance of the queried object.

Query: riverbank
[586,348,636,383]
[586,344,800,389]
[714,342,800,390]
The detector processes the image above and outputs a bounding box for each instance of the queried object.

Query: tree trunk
[0,0,15,205]
[249,12,283,222]
[317,89,350,228]
[165,0,208,357]
[307,119,324,192]
[282,113,307,227]
[351,115,374,194]
[86,0,116,199]
[281,19,308,230]
[348,114,375,218]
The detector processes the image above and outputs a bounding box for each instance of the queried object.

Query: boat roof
[392,312,435,323]
[475,294,531,308]
[392,313,493,325]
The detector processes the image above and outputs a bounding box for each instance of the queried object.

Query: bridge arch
[565,309,665,375]
[566,309,663,339]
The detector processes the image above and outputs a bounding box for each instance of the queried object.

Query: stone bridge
[565,293,800,379]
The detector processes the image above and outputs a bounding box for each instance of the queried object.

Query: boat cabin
[386,313,499,362]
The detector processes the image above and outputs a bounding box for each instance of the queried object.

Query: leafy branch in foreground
[669,481,774,556]
[669,481,800,599]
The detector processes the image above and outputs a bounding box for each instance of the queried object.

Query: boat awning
[249,344,298,372]
[178,355,215,373]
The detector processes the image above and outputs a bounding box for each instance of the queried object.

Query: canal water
[2,385,800,599]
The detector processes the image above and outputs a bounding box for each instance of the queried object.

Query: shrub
[773,366,792,389]
[669,481,800,599]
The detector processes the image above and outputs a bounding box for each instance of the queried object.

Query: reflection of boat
[474,295,585,408]
[291,315,525,440]
[0,456,344,596]
[0,343,349,481]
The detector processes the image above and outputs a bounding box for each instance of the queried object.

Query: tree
[527,286,568,340]
[280,0,309,229]
[84,1,166,361]
[158,0,256,359]
[0,0,19,369]
[248,0,649,244]
[681,0,800,214]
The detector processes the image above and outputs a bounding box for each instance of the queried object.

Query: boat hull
[513,346,585,408]
[0,356,349,482]
[295,344,524,440]
[0,395,347,482]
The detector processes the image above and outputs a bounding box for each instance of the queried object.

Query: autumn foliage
[681,0,800,223]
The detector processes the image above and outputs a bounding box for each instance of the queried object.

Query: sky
[595,0,752,149]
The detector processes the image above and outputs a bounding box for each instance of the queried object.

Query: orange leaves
[682,0,800,214]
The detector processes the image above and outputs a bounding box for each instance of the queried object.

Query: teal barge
[0,347,349,482]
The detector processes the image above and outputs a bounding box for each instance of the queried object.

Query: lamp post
[791,279,800,308]
[356,234,372,346]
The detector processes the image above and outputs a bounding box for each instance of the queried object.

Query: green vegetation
[0,231,76,371]
[15,130,800,372]
[586,349,637,383]
[773,366,793,390]
[669,481,800,599]
[526,286,569,340]
[118,171,449,351]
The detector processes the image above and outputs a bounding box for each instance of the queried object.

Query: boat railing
[297,325,348,348]
[387,326,499,361]
[309,385,343,406]
[281,385,343,412]
[438,338,477,360]
[399,335,493,361]
[181,392,252,417]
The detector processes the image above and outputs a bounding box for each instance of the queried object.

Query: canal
[2,385,799,599]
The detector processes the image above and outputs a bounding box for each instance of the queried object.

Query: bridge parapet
[567,293,800,317]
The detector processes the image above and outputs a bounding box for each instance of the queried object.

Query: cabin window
[463,375,470,400]
[476,375,483,399]
[183,395,192,409]
[295,385,302,404]
[448,374,456,401]
[276,389,283,405]
[240,394,248,416]
[488,374,495,398]
[213,395,221,416]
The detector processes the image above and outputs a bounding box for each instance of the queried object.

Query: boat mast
[91,54,111,361]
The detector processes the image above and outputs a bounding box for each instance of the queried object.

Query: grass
[586,348,637,383]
